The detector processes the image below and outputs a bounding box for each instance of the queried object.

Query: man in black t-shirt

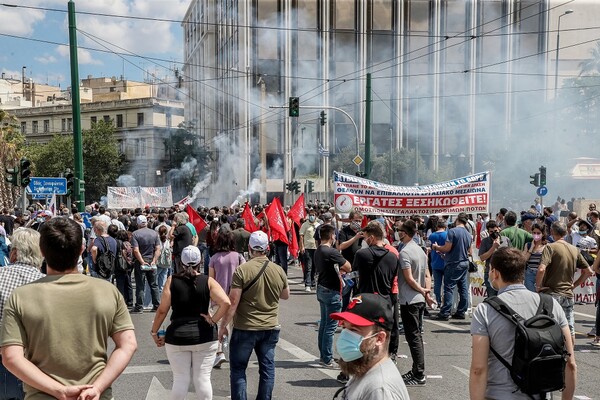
[314,224,350,368]
[170,213,193,273]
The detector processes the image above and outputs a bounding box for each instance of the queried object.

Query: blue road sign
[537,186,548,197]
[27,177,68,196]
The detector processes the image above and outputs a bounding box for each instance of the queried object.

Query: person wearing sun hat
[330,293,409,400]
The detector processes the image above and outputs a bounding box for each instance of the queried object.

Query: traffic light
[355,171,367,178]
[319,111,327,126]
[307,180,314,193]
[289,96,300,117]
[293,181,300,194]
[66,170,74,196]
[539,166,547,186]
[285,181,293,192]
[5,165,19,186]
[19,158,31,187]
[529,173,540,187]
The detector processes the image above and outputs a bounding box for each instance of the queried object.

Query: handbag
[468,257,478,273]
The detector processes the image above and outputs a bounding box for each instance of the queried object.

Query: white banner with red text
[333,171,490,216]
[107,186,173,209]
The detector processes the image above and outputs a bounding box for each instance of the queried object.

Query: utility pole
[364,73,372,177]
[258,77,267,204]
[68,0,85,211]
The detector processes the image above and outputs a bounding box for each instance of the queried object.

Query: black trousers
[400,302,426,379]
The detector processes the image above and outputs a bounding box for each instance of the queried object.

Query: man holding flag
[265,198,291,274]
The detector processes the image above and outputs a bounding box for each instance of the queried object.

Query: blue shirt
[444,226,472,266]
[428,230,447,270]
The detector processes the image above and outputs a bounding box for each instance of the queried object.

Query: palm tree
[579,41,600,76]
[0,110,25,208]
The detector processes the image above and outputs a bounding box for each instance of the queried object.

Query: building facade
[183,0,596,204]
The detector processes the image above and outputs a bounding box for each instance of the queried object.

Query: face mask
[335,329,378,362]
[351,221,361,231]
[36,217,44,223]
[490,269,499,291]
[308,216,316,223]
[579,230,588,235]
[533,234,542,241]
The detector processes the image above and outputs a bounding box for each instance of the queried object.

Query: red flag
[186,205,208,233]
[265,197,289,244]
[241,202,258,233]
[289,225,299,258]
[287,193,306,227]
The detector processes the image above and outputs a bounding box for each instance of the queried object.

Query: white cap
[181,245,202,266]
[137,215,148,225]
[249,230,269,251]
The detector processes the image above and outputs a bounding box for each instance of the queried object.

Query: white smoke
[116,174,136,187]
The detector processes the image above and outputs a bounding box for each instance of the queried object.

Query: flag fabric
[318,145,330,157]
[289,225,299,258]
[241,202,258,233]
[186,204,208,233]
[176,195,192,207]
[265,197,289,244]
[287,193,306,227]
[48,194,57,216]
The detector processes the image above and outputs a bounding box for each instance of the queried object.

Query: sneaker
[336,373,349,384]
[587,328,596,337]
[451,313,466,320]
[589,339,600,347]
[319,360,340,369]
[129,307,143,314]
[402,371,426,386]
[435,314,450,321]
[213,352,227,368]
[305,286,311,292]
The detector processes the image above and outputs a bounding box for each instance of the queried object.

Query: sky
[0,0,190,89]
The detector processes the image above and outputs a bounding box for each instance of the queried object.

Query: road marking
[574,396,592,400]
[277,338,338,379]
[424,319,470,332]
[427,375,443,379]
[123,365,172,374]
[452,365,470,377]
[574,311,596,319]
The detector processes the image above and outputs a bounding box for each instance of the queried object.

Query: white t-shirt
[342,358,410,400]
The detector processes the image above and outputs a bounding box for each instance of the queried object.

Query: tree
[0,110,25,209]
[579,41,600,76]
[27,120,121,202]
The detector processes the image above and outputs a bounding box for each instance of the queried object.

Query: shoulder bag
[242,260,270,293]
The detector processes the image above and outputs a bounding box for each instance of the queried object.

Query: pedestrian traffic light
[5,165,19,186]
[539,166,547,186]
[319,111,327,126]
[19,158,31,187]
[307,180,314,193]
[66,170,74,196]
[289,97,300,117]
[529,173,540,187]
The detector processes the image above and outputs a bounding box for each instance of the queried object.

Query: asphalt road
[114,264,600,399]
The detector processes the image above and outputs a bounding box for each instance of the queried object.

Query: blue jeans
[439,261,469,317]
[303,249,316,287]
[273,242,288,275]
[0,360,24,399]
[432,269,444,303]
[199,243,210,275]
[524,267,537,292]
[484,267,498,297]
[114,270,133,305]
[230,328,280,400]
[317,285,342,363]
[156,266,170,298]
[133,263,160,310]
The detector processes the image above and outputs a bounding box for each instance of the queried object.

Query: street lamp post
[554,9,574,99]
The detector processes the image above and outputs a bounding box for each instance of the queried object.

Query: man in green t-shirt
[500,211,533,250]
[0,218,137,400]
[218,230,289,400]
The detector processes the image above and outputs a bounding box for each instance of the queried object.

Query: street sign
[537,186,548,197]
[353,155,363,166]
[26,177,68,196]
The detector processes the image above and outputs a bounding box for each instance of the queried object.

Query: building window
[61,118,66,132]
[32,121,38,134]
[137,112,144,127]
[166,113,172,128]
[21,122,26,134]
[91,116,97,125]
[67,118,72,132]
[135,138,146,157]
[103,115,110,123]
[43,120,50,133]
[116,114,123,128]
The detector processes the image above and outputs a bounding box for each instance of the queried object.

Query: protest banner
[333,171,490,216]
[107,186,173,209]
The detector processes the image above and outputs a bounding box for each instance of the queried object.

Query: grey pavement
[114,264,600,399]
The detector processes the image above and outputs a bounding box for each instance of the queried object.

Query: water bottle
[222,335,229,351]
[157,325,166,338]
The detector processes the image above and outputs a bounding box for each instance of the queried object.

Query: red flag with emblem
[265,197,289,244]
[186,205,208,232]
[289,225,299,258]
[287,193,306,227]
[241,202,258,233]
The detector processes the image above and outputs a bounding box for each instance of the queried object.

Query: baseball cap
[137,215,148,225]
[42,210,53,217]
[330,293,394,331]
[181,245,202,266]
[249,230,269,251]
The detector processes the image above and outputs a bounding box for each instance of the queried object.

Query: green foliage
[0,110,26,208]
[26,120,121,202]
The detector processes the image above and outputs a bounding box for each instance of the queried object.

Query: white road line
[574,311,596,319]
[123,365,173,374]
[424,319,470,332]
[277,338,339,379]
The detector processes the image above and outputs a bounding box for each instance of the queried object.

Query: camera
[490,231,500,240]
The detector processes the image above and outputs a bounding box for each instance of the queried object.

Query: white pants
[165,341,218,400]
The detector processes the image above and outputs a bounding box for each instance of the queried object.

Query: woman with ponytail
[151,246,230,400]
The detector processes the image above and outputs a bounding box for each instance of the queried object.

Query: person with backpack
[156,225,172,298]
[114,229,134,307]
[470,247,576,400]
[90,220,117,280]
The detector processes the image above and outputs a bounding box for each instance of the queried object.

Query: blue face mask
[308,215,316,222]
[335,329,378,362]
[579,230,588,235]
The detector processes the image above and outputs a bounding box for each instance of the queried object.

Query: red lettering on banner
[471,286,487,297]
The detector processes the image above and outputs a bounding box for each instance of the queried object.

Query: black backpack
[114,239,129,273]
[96,236,116,279]
[484,294,567,397]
